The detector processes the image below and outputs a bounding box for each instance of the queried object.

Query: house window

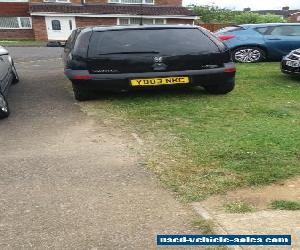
[109,0,154,4]
[43,0,70,3]
[0,17,32,29]
[118,18,165,25]
[51,20,61,30]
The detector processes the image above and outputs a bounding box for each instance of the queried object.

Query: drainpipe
[139,2,143,25]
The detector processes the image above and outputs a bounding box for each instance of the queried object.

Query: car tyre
[72,82,91,101]
[203,80,235,95]
[232,47,265,63]
[0,92,10,119]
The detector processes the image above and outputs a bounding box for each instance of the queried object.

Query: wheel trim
[235,49,261,63]
[0,94,8,113]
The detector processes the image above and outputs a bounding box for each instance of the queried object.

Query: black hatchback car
[281,48,300,75]
[63,25,236,101]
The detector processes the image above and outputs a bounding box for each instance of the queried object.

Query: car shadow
[287,75,300,81]
[278,73,300,82]
[87,86,210,101]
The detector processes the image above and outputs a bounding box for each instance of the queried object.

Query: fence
[197,23,233,32]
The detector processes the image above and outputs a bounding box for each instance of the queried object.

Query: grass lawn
[224,201,255,213]
[81,62,300,202]
[0,39,45,47]
[270,200,300,210]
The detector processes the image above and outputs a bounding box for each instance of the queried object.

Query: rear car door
[264,25,300,59]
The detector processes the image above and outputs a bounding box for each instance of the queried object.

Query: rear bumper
[281,58,300,75]
[65,63,236,90]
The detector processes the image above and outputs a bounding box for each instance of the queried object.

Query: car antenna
[139,1,143,25]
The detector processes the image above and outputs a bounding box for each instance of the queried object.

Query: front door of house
[45,17,76,41]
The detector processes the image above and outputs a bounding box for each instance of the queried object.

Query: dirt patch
[200,177,300,211]
[192,178,300,250]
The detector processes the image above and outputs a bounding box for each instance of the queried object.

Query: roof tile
[30,3,195,16]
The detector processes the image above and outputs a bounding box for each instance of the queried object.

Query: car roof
[240,23,300,28]
[80,24,197,32]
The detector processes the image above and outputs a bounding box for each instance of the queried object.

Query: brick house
[289,12,300,22]
[253,7,300,19]
[244,7,300,22]
[0,0,196,41]
[0,0,34,40]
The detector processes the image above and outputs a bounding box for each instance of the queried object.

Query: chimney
[282,6,290,11]
[243,8,251,12]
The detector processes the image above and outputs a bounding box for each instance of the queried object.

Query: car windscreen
[88,28,219,57]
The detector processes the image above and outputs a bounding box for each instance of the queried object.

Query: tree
[190,5,237,23]
[190,5,286,24]
[234,12,286,24]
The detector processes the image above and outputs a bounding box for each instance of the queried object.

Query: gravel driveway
[0,47,199,249]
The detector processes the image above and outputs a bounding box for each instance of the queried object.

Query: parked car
[216,23,300,63]
[0,46,19,119]
[63,25,236,101]
[281,48,300,75]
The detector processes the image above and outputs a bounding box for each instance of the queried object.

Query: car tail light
[218,34,236,41]
[224,68,236,73]
[72,75,92,80]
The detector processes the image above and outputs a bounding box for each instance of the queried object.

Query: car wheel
[0,92,10,119]
[232,47,265,63]
[203,80,235,95]
[72,82,91,101]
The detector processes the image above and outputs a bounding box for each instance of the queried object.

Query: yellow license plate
[130,76,189,86]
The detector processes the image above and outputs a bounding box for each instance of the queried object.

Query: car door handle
[267,38,281,40]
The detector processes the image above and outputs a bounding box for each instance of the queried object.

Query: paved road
[0,48,199,249]
[9,47,63,63]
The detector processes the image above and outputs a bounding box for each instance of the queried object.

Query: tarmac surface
[0,47,200,249]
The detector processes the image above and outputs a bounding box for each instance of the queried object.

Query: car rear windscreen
[88,28,219,57]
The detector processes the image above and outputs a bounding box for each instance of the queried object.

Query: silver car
[0,46,19,119]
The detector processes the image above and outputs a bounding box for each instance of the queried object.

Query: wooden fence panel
[198,23,233,32]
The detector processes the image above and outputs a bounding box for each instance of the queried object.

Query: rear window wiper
[97,51,160,55]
